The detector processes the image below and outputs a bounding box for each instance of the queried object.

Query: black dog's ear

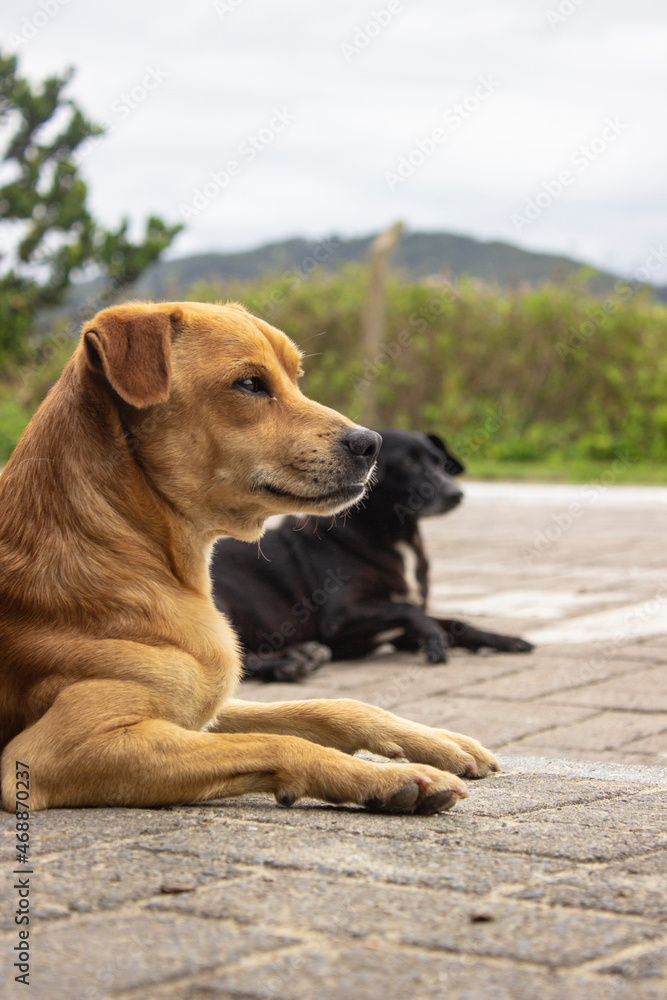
[427,433,465,476]
[427,433,447,453]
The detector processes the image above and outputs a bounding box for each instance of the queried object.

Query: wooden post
[359,221,404,427]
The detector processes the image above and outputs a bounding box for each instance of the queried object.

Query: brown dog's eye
[233,376,270,396]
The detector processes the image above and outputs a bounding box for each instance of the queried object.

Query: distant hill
[61,230,666,317]
[134,231,624,297]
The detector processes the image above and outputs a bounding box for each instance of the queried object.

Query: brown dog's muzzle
[257,425,382,511]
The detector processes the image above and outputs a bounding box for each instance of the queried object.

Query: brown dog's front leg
[1,685,466,814]
[210,698,499,778]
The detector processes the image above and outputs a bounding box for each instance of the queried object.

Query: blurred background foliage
[188,269,666,479]
[3,263,666,479]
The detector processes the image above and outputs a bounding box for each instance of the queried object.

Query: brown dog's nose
[342,428,382,468]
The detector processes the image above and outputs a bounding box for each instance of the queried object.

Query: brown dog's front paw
[399,729,500,779]
[272,743,468,815]
[448,734,500,778]
[363,766,467,815]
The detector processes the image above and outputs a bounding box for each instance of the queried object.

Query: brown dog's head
[80,302,380,542]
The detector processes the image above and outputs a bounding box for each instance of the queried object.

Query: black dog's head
[359,429,464,533]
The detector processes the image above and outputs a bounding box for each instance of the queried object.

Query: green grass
[466,458,667,484]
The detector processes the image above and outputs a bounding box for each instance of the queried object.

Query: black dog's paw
[245,642,332,683]
[285,642,332,679]
[423,635,449,664]
[441,620,534,655]
[507,636,534,653]
[487,634,534,654]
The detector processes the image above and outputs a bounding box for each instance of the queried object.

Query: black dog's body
[211,430,532,681]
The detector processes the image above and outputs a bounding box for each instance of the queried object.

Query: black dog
[211,430,533,681]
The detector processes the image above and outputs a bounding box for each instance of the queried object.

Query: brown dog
[0,302,498,815]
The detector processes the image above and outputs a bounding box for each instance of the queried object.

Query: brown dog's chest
[105,597,243,730]
[0,594,240,741]
[177,608,242,728]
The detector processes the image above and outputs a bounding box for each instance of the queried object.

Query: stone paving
[1,482,666,998]
[245,481,667,767]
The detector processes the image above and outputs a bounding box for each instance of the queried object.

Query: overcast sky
[3,0,667,281]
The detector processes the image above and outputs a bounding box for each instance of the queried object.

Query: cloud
[4,0,666,281]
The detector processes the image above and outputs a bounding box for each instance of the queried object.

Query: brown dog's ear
[83,307,181,408]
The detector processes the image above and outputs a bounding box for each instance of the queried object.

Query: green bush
[2,268,666,474]
[186,268,667,467]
